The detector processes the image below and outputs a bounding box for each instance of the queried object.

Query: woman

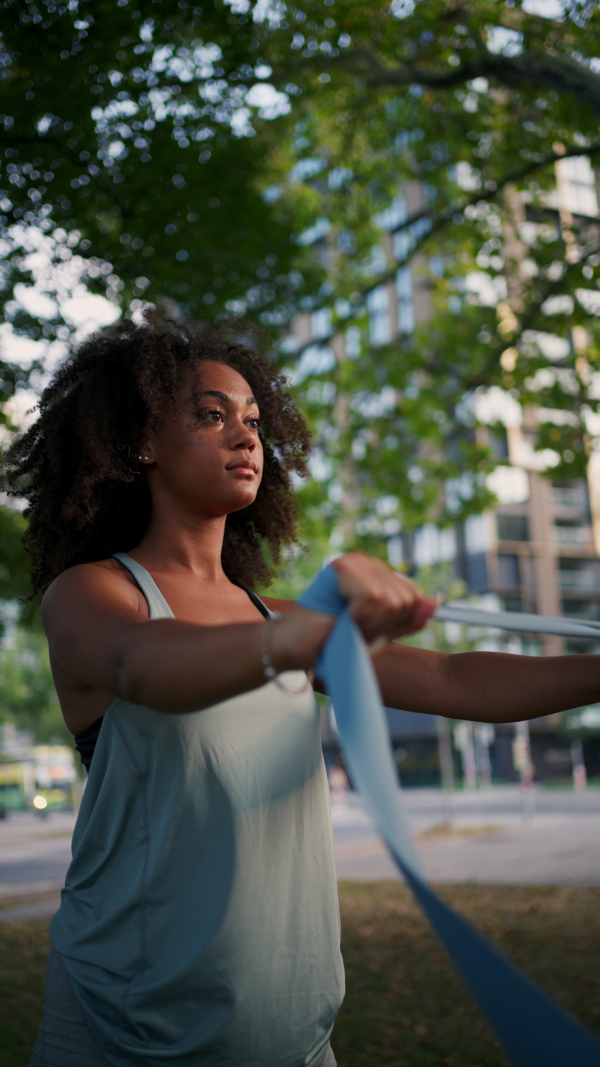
[6,311,599,1067]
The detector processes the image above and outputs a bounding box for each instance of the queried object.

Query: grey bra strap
[112,553,174,620]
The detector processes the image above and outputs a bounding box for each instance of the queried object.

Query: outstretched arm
[42,553,436,718]
[372,642,600,723]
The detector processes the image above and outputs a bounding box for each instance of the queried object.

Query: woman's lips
[227,462,257,476]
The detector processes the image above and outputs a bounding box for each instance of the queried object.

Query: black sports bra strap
[229,578,272,620]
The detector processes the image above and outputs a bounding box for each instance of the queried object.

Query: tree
[251,0,600,551]
[0,0,323,609]
[3,0,600,569]
[0,505,30,603]
[0,627,69,743]
[0,0,322,349]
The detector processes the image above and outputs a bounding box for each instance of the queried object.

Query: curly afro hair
[4,309,312,596]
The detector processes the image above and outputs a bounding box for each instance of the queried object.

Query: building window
[557,155,599,218]
[559,558,600,590]
[367,284,392,345]
[561,600,600,622]
[413,524,456,567]
[566,639,600,655]
[502,596,523,612]
[396,267,415,335]
[345,326,362,359]
[498,553,520,587]
[488,426,509,459]
[496,514,530,542]
[520,636,542,656]
[550,478,589,510]
[464,552,488,591]
[553,518,591,546]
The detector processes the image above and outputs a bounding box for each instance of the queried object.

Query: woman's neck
[131,511,228,582]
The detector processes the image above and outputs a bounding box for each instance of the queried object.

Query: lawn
[1,883,599,1067]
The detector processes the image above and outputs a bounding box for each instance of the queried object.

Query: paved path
[333,786,600,884]
[0,811,74,923]
[0,787,599,922]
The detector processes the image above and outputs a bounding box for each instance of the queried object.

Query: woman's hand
[269,552,436,672]
[332,552,437,643]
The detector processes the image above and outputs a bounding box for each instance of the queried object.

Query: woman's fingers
[272,553,436,673]
[332,551,435,643]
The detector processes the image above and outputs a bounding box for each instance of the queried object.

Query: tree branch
[276,43,600,116]
[287,140,600,363]
[466,241,600,389]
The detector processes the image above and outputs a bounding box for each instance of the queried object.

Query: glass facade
[396,267,415,335]
[496,514,530,542]
[367,284,392,345]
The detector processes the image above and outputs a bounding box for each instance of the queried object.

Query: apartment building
[299,159,600,784]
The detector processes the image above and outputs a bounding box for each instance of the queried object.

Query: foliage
[399,562,482,656]
[0,505,38,630]
[2,1,600,564]
[559,702,600,740]
[251,0,600,546]
[0,627,69,743]
[0,0,322,345]
[0,505,30,603]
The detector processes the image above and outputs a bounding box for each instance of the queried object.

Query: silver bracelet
[261,614,311,695]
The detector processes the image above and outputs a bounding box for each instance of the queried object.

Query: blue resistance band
[298,565,600,1067]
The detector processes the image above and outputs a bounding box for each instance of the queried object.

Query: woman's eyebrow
[197,389,259,406]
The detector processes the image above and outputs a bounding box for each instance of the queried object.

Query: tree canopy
[0,0,322,345]
[2,0,600,581]
[255,0,600,550]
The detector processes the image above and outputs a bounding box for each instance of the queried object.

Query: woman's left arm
[372,642,600,723]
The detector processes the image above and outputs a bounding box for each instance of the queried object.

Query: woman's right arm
[42,554,435,714]
[41,564,330,713]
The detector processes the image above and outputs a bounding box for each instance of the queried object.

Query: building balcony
[550,483,589,509]
[558,571,600,590]
[553,525,594,547]
[561,599,600,622]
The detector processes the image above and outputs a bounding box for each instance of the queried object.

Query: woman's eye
[198,409,224,423]
[247,417,260,430]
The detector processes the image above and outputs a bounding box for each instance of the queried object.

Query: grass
[1,885,599,1067]
[0,893,59,913]
[334,883,600,1067]
[0,918,49,1066]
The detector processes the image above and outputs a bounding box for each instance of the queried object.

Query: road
[332,785,600,884]
[0,786,599,922]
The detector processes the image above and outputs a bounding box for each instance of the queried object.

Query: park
[1,1,600,1065]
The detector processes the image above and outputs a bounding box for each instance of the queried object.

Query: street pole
[570,739,587,792]
[436,715,455,827]
[475,723,495,789]
[513,720,535,822]
[454,721,478,791]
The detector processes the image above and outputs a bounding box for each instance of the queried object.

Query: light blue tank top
[50,554,344,1067]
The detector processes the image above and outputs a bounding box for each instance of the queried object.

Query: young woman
[6,311,599,1067]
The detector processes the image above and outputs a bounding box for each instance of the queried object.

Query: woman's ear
[135,441,156,465]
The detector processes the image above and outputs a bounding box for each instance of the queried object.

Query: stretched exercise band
[436,601,600,639]
[298,566,600,1067]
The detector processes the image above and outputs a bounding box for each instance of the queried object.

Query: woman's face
[140,360,264,519]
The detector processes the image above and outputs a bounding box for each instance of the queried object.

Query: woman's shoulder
[42,557,145,622]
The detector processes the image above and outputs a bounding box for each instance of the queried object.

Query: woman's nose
[230,417,256,449]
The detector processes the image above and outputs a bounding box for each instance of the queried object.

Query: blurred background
[2,4,600,1064]
[2,0,600,799]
